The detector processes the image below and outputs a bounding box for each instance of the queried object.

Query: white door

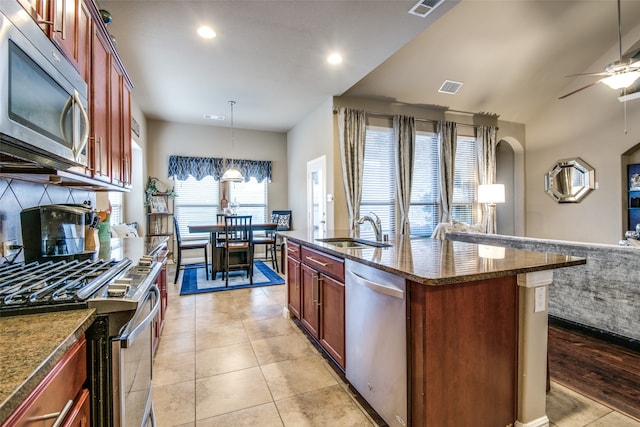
[307,156,327,234]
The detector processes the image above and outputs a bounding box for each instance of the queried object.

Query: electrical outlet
[2,239,19,258]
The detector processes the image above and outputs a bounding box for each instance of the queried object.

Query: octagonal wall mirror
[544,157,595,203]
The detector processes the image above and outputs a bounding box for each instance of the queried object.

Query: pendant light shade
[222,167,243,182]
[221,100,244,183]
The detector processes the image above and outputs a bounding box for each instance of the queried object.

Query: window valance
[168,155,272,183]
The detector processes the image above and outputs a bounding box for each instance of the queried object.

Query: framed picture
[631,173,640,191]
[150,196,168,213]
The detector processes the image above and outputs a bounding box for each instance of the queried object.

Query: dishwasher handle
[348,270,404,299]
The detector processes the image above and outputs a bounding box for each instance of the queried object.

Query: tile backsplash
[0,177,96,263]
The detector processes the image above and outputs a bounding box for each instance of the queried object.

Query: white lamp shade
[478,244,505,259]
[221,167,244,182]
[477,184,505,204]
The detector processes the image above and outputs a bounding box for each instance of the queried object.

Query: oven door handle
[119,285,160,348]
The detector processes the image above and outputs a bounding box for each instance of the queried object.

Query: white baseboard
[515,415,549,427]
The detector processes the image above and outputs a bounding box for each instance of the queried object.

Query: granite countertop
[279,229,586,285]
[98,236,169,264]
[0,309,96,423]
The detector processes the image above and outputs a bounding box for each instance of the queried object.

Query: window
[360,126,396,238]
[174,175,220,239]
[361,126,478,237]
[228,177,268,222]
[451,136,479,225]
[409,132,439,236]
[108,192,123,225]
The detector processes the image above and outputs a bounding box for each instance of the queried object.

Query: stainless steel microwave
[0,2,89,170]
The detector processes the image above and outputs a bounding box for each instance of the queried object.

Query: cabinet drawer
[3,336,87,427]
[286,241,301,260]
[301,246,345,282]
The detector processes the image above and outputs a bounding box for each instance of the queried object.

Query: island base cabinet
[409,276,518,427]
[286,256,301,318]
[319,274,345,369]
[300,262,320,338]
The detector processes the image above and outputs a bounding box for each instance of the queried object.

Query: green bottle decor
[99,9,112,25]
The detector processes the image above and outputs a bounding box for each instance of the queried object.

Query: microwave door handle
[59,95,73,148]
[73,90,89,161]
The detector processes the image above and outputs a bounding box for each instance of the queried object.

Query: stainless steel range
[0,256,162,427]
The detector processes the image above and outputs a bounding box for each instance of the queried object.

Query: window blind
[409,132,440,236]
[361,126,396,237]
[228,177,268,222]
[174,175,220,239]
[108,192,123,225]
[451,136,478,224]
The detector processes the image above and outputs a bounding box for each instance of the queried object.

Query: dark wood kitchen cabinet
[90,24,111,182]
[2,336,89,427]
[51,0,91,80]
[88,14,133,187]
[298,245,345,369]
[16,0,50,25]
[152,244,169,355]
[285,240,301,318]
[109,59,132,187]
[17,0,91,82]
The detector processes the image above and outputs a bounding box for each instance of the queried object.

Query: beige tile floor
[154,267,640,427]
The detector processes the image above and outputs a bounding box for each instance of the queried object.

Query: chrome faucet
[357,212,382,241]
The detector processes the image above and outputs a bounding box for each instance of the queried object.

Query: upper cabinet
[51,0,91,81]
[16,0,133,190]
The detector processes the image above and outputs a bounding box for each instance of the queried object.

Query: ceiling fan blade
[558,80,603,99]
[565,72,610,77]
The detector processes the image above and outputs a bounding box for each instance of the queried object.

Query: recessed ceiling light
[327,53,343,65]
[203,114,225,120]
[197,26,216,39]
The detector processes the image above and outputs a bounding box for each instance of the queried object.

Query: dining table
[187,221,278,278]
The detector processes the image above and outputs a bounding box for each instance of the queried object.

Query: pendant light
[221,100,244,182]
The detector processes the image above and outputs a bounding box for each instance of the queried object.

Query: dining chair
[271,210,291,271]
[221,215,253,286]
[253,223,278,272]
[173,217,209,284]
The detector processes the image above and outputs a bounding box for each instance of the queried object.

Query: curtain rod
[332,108,499,129]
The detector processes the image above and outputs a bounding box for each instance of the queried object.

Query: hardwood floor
[548,323,640,421]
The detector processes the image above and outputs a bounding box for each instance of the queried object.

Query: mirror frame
[544,157,595,203]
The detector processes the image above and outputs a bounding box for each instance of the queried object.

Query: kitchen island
[279,230,585,427]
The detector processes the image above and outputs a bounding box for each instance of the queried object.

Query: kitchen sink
[315,237,391,248]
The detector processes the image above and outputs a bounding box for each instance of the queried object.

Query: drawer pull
[305,256,328,267]
[28,399,74,426]
[287,247,297,253]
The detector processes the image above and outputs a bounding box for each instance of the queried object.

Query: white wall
[287,97,335,231]
[521,20,640,244]
[146,119,288,215]
[526,79,640,242]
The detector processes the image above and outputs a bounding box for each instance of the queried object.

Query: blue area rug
[179,261,285,295]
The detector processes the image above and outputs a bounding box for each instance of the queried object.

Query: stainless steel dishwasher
[345,259,407,427]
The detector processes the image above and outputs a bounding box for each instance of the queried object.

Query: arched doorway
[496,137,525,236]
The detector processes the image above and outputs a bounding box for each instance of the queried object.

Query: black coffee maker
[20,204,95,262]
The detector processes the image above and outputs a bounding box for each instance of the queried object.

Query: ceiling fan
[559,0,640,100]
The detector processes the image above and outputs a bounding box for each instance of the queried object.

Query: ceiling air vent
[408,0,446,18]
[438,80,463,95]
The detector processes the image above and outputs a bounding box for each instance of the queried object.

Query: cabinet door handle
[305,256,328,267]
[312,273,318,306]
[294,263,299,290]
[27,399,74,425]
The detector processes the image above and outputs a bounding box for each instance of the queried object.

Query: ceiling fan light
[602,72,640,89]
[221,167,244,182]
